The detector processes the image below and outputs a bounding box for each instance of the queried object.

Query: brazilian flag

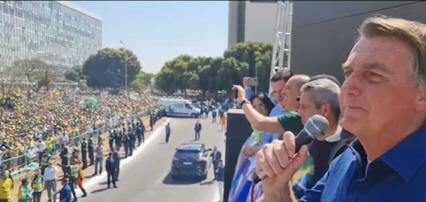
[85,97,100,112]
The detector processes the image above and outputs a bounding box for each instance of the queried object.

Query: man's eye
[366,72,385,83]
[343,70,352,77]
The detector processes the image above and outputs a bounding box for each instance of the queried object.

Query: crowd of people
[228,16,426,202]
[0,86,158,202]
[0,88,156,168]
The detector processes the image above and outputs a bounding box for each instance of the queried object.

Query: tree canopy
[82,48,142,89]
[154,42,272,95]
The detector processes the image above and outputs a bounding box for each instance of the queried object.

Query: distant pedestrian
[112,150,120,181]
[128,130,135,156]
[165,122,171,143]
[114,131,122,150]
[194,120,202,141]
[31,169,44,202]
[215,160,225,202]
[18,178,32,202]
[68,153,79,201]
[211,146,222,178]
[57,178,72,202]
[44,161,58,202]
[212,110,217,123]
[87,138,94,166]
[203,108,208,118]
[149,113,154,131]
[94,143,104,175]
[105,153,117,188]
[81,138,88,169]
[123,134,129,157]
[0,169,12,202]
[136,122,145,145]
[60,147,69,174]
[108,130,115,152]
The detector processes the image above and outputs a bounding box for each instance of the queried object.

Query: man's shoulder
[277,111,303,133]
[278,110,300,118]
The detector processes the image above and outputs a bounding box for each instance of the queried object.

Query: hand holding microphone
[253,115,329,183]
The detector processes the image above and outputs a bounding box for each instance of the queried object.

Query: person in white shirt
[43,162,58,202]
[37,139,46,164]
[60,133,69,149]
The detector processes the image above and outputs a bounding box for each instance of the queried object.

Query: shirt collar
[380,122,426,182]
[325,132,341,142]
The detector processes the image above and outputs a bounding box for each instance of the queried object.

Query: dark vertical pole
[224,109,253,202]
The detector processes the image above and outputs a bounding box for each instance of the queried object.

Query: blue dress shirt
[262,104,284,143]
[300,123,426,202]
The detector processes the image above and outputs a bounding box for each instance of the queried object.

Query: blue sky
[72,1,229,74]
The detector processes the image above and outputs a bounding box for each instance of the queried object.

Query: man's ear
[320,104,331,118]
[415,86,426,112]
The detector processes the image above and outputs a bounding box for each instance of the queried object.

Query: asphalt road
[78,116,226,202]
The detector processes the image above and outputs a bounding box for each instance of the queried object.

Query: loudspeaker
[224,109,253,202]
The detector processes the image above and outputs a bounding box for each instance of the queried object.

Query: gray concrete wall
[291,1,426,82]
[244,1,277,45]
[228,1,240,48]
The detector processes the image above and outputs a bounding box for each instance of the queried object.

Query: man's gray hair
[301,78,341,120]
[358,16,426,85]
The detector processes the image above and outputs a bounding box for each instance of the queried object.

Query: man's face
[271,80,286,105]
[298,91,321,125]
[340,36,422,137]
[280,78,301,111]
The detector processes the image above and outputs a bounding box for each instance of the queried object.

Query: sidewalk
[11,116,167,202]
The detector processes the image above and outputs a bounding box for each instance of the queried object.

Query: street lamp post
[119,40,128,96]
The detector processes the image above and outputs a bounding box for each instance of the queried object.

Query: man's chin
[340,116,363,134]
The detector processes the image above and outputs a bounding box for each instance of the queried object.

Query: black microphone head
[304,114,329,140]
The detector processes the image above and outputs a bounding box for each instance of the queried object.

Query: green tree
[131,71,155,91]
[155,68,179,94]
[82,48,142,89]
[154,42,272,96]
[216,57,249,91]
[155,55,198,94]
[64,65,83,82]
[224,42,272,93]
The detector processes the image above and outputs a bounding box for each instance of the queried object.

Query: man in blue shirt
[254,16,426,202]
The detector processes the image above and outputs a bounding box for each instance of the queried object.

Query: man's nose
[341,74,361,97]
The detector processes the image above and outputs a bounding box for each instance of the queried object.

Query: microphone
[252,114,329,183]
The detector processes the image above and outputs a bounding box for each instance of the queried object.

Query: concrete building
[290,1,426,82]
[228,1,426,82]
[0,1,102,68]
[228,1,277,48]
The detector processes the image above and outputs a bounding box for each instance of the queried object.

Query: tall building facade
[228,1,277,48]
[0,1,102,68]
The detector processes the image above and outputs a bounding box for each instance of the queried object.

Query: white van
[158,98,201,118]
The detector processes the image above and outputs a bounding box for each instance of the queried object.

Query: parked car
[171,143,211,180]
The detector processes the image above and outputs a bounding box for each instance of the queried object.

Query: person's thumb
[288,144,309,174]
[263,145,309,192]
[278,144,310,181]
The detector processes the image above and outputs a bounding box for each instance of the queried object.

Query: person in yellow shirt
[0,170,13,202]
